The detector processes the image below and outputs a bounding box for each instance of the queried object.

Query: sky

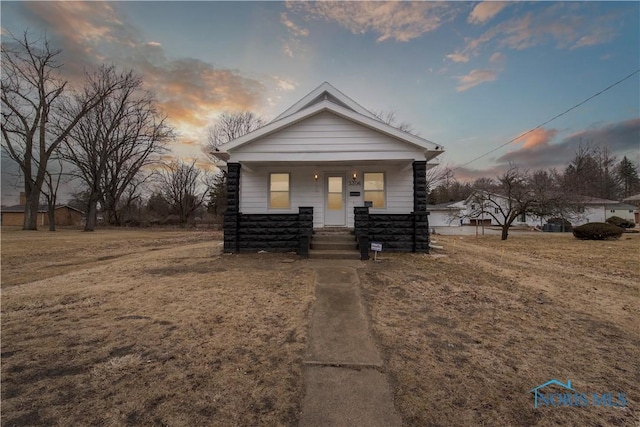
[1,1,639,203]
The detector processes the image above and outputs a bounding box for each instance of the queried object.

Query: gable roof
[273,82,379,122]
[220,86,444,161]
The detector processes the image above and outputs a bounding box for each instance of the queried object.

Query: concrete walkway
[299,260,401,427]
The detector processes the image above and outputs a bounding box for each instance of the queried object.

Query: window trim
[268,172,291,210]
[363,172,386,209]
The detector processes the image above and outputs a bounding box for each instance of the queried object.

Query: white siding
[240,164,414,228]
[232,111,425,162]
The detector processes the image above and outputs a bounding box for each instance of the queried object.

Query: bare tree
[468,166,538,240]
[469,165,584,240]
[1,31,129,230]
[41,155,66,231]
[157,160,206,226]
[61,68,171,230]
[371,109,414,133]
[206,110,265,155]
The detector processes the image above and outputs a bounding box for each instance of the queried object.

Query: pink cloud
[468,2,510,25]
[18,1,266,131]
[287,1,459,42]
[455,69,497,92]
[450,3,621,63]
[515,128,558,149]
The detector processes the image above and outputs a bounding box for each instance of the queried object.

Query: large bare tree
[157,160,206,225]
[61,68,171,230]
[1,31,130,230]
[206,110,265,153]
[469,165,584,240]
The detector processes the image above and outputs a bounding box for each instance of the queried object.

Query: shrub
[606,216,635,229]
[573,222,623,240]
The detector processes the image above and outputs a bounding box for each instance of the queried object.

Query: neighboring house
[0,204,84,227]
[426,201,465,226]
[622,193,640,223]
[217,82,444,254]
[574,196,636,224]
[461,191,636,227]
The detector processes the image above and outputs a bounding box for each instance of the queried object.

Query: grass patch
[358,233,639,426]
[1,228,315,426]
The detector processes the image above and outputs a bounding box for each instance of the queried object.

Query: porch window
[364,172,385,208]
[269,173,290,209]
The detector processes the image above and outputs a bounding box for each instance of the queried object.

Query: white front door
[325,174,346,226]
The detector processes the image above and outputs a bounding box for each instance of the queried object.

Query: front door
[325,174,346,226]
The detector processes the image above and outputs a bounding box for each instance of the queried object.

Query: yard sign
[370,241,382,261]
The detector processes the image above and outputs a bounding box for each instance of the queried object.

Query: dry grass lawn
[3,227,639,426]
[358,232,639,426]
[1,227,315,426]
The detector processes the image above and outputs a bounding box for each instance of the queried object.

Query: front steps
[309,228,360,260]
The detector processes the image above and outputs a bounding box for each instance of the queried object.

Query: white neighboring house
[218,82,444,254]
[622,193,640,224]
[461,191,636,228]
[427,201,465,226]
[574,197,636,224]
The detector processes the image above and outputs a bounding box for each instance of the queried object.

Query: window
[519,213,526,222]
[269,173,290,209]
[495,208,499,214]
[611,209,615,213]
[630,210,634,213]
[364,173,385,208]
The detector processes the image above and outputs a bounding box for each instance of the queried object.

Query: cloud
[280,12,309,58]
[489,51,506,64]
[515,127,557,150]
[496,118,640,168]
[446,52,470,63]
[468,2,510,25]
[287,1,458,42]
[449,3,620,63]
[281,12,309,38]
[15,2,266,131]
[455,69,497,92]
[274,77,297,92]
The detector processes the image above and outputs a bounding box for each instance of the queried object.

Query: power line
[453,68,640,171]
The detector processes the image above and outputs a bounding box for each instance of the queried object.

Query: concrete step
[312,234,356,243]
[314,227,354,234]
[309,249,361,260]
[311,241,358,251]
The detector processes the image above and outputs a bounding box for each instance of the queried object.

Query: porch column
[413,161,429,253]
[412,161,427,212]
[223,163,241,253]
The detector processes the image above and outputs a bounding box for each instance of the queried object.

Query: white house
[217,82,444,255]
[461,191,636,228]
[574,197,636,224]
[426,201,465,226]
[622,193,640,223]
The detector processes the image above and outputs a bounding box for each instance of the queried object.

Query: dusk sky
[1,1,639,203]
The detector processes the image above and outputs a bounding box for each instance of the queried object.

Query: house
[426,201,465,226]
[216,82,444,256]
[461,190,636,228]
[622,193,640,223]
[574,196,636,224]
[0,202,83,227]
